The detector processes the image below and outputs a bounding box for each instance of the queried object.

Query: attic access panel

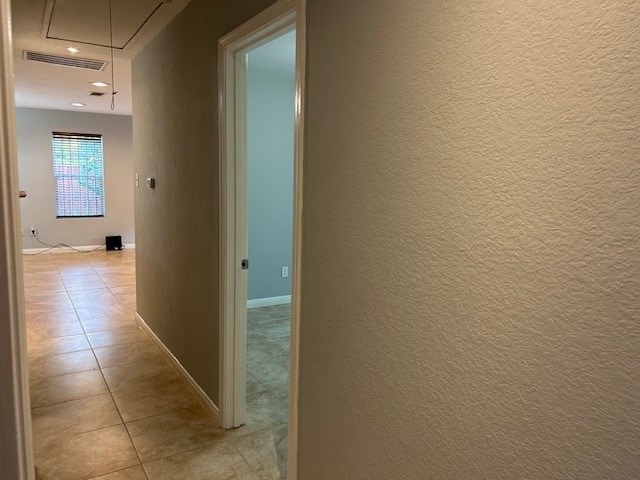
[45,0,164,50]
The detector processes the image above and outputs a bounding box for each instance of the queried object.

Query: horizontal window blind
[52,132,105,217]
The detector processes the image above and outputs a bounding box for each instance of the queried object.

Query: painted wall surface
[132,0,276,404]
[15,108,134,249]
[247,42,295,301]
[298,1,640,478]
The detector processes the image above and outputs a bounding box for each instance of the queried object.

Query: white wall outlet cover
[281,266,289,278]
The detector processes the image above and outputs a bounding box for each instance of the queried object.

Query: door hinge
[241,258,249,270]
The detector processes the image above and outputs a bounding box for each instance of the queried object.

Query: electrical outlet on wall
[281,266,289,278]
[30,226,37,236]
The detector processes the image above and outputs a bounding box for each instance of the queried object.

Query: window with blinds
[52,132,105,218]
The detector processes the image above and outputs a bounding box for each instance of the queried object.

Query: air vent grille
[23,51,108,71]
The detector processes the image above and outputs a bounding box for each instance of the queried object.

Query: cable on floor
[22,234,108,255]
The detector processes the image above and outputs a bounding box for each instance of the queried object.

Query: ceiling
[11,0,192,115]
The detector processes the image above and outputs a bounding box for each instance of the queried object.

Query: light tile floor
[23,249,289,480]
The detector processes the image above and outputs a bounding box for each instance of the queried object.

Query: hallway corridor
[23,249,287,480]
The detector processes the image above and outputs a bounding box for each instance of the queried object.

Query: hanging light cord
[109,0,117,110]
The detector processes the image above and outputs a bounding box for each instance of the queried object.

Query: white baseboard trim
[22,243,135,254]
[135,312,219,423]
[247,294,291,309]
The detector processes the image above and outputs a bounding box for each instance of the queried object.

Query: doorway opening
[218,1,305,478]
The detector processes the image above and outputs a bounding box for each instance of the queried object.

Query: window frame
[51,131,106,219]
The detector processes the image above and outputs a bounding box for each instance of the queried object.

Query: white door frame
[218,0,305,477]
[0,0,35,478]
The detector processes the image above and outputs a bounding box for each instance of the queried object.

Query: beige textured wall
[132,0,276,405]
[299,1,640,478]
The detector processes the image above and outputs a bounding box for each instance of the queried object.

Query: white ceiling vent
[22,51,108,71]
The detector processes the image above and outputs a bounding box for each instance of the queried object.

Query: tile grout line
[92,253,150,479]
[61,253,147,478]
[29,262,96,411]
[27,252,288,479]
[30,389,110,411]
[137,436,237,471]
[80,286,148,477]
[25,255,135,478]
[228,442,263,477]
